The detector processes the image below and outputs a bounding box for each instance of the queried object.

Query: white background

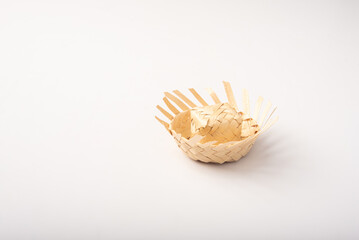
[0,0,358,239]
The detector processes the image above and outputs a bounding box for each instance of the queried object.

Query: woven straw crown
[155,81,278,164]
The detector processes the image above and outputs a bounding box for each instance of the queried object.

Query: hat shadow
[191,131,293,178]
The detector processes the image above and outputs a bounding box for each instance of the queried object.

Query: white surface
[0,1,358,239]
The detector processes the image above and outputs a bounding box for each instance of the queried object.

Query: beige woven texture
[155,81,278,164]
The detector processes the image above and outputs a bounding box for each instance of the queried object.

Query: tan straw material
[155,81,278,164]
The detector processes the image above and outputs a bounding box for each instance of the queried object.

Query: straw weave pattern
[156,82,277,164]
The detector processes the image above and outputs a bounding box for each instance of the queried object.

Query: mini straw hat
[155,81,278,164]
